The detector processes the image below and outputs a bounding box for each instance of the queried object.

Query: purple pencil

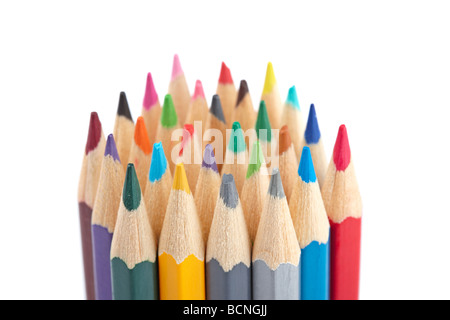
[91,134,124,300]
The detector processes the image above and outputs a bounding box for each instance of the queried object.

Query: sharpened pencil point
[85,112,102,155]
[236,80,249,107]
[173,163,191,194]
[333,124,351,171]
[149,142,168,182]
[228,122,246,153]
[123,164,142,211]
[255,101,272,142]
[105,134,120,163]
[298,146,317,183]
[220,174,239,209]
[246,141,265,179]
[117,92,133,121]
[179,124,194,156]
[134,117,152,155]
[143,72,159,110]
[262,62,277,94]
[210,94,226,124]
[219,62,233,84]
[171,54,184,80]
[286,86,300,110]
[160,94,178,128]
[268,168,285,199]
[304,104,321,144]
[192,80,205,100]
[278,125,292,155]
[202,144,219,173]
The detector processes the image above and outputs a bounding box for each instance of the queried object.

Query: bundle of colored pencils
[78,54,362,300]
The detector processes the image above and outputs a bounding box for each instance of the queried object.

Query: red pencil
[321,125,362,300]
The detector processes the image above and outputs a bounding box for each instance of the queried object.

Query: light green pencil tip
[246,140,265,179]
[160,94,178,128]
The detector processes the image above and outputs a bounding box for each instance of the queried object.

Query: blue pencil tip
[304,104,321,144]
[149,142,168,182]
[298,146,317,183]
[286,86,300,110]
[104,134,121,163]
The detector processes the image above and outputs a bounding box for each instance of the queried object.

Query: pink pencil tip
[333,124,351,171]
[192,80,205,100]
[142,72,159,110]
[171,54,184,80]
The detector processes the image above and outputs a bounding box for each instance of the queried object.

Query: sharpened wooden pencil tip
[333,124,351,171]
[220,174,239,209]
[143,72,159,110]
[268,168,285,198]
[298,146,317,183]
[123,164,142,211]
[134,117,152,155]
[173,163,190,194]
[85,112,102,155]
[117,92,133,121]
[105,134,121,163]
[219,62,233,84]
[278,125,292,155]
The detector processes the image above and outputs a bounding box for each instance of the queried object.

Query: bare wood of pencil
[194,144,221,243]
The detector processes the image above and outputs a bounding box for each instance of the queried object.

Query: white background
[0,0,449,299]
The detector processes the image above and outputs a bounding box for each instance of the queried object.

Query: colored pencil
[289,146,330,300]
[141,72,162,147]
[255,100,273,167]
[185,80,208,128]
[113,92,135,172]
[221,121,248,197]
[260,62,282,129]
[252,168,300,300]
[203,94,227,171]
[321,125,362,300]
[158,163,205,300]
[91,134,124,300]
[143,141,172,242]
[127,116,152,194]
[176,124,202,194]
[110,164,158,300]
[304,104,327,187]
[231,80,257,146]
[277,125,298,204]
[216,62,237,131]
[281,86,305,161]
[206,174,251,300]
[194,144,221,243]
[155,94,180,174]
[78,111,106,300]
[168,54,190,126]
[241,140,269,243]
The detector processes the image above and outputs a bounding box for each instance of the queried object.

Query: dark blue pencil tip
[210,94,226,124]
[304,104,321,144]
[298,146,317,183]
[105,134,120,163]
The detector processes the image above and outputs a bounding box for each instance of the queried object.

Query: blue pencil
[289,146,330,300]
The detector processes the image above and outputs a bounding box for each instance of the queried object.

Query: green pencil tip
[123,164,142,211]
[228,122,246,153]
[246,140,265,178]
[255,101,272,142]
[160,94,178,128]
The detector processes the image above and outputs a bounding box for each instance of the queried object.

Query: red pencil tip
[85,112,102,155]
[333,124,351,171]
[219,62,233,84]
[179,124,195,156]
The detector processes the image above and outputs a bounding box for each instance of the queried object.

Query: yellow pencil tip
[263,62,277,94]
[172,163,190,194]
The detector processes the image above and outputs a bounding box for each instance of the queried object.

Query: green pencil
[110,164,158,300]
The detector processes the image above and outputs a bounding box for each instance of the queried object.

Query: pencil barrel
[329,217,361,300]
[92,225,114,300]
[300,240,329,300]
[206,259,251,300]
[78,202,96,300]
